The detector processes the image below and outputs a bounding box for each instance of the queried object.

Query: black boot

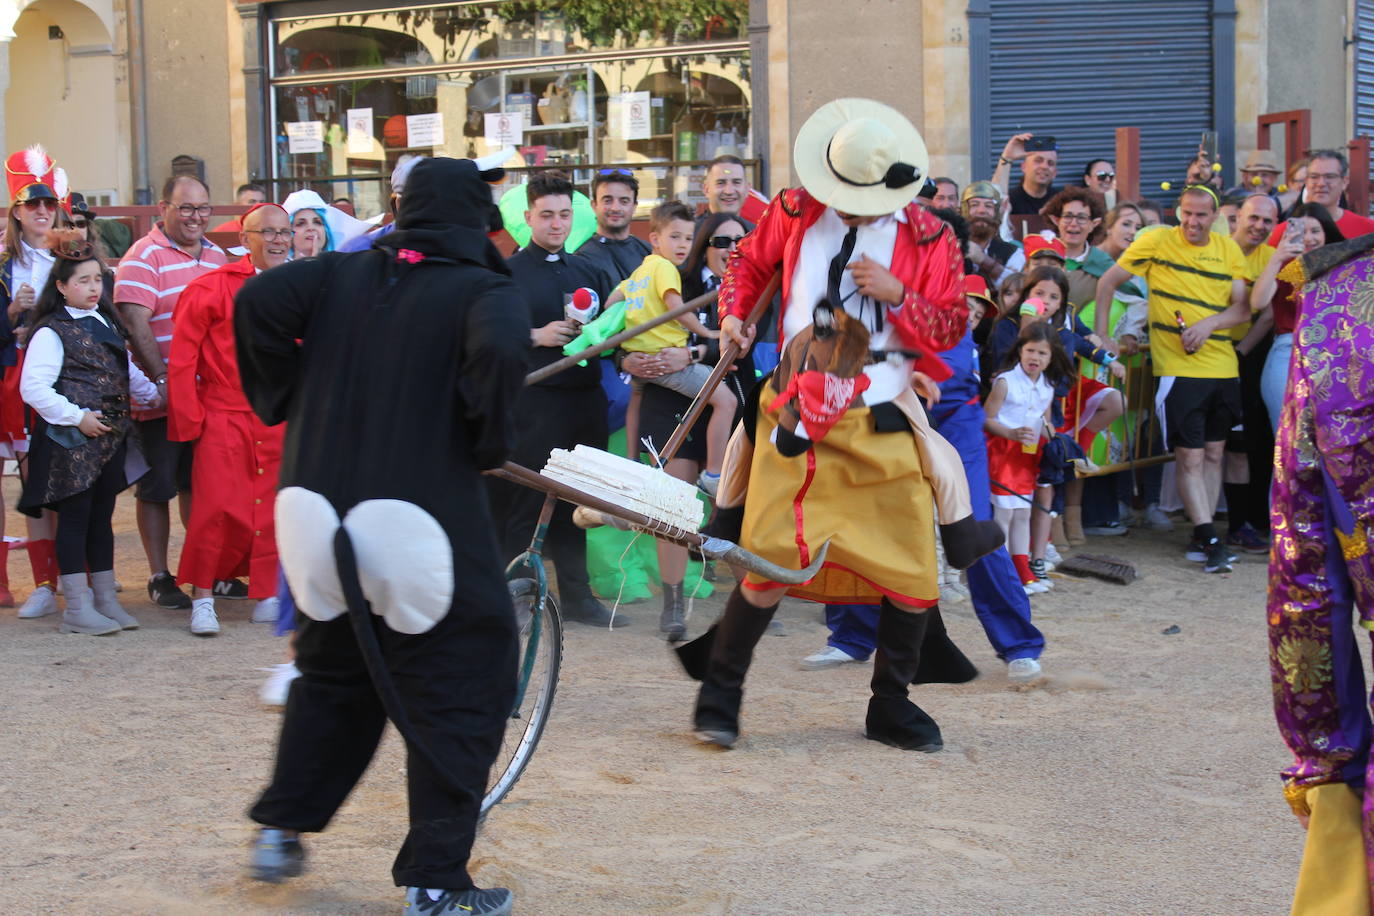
[691,586,778,748]
[660,581,686,642]
[940,514,1006,570]
[913,606,980,685]
[864,600,965,753]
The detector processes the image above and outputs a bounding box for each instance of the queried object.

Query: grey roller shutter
[1355,1,1374,144]
[984,0,1214,198]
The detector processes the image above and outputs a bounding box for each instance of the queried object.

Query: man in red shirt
[1267,149,1374,245]
[166,203,289,636]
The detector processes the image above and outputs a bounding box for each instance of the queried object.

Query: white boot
[58,573,120,636]
[90,570,138,629]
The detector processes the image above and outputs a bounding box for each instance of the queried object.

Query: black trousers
[1238,337,1275,531]
[54,439,127,575]
[486,385,607,601]
[249,597,517,889]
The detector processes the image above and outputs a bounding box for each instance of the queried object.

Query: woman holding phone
[1241,203,1343,432]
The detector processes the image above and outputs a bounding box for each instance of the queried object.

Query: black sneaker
[1028,558,1051,581]
[147,571,191,609]
[1186,540,1237,564]
[404,887,512,915]
[1203,538,1233,574]
[249,828,306,883]
[561,595,630,628]
[213,578,250,600]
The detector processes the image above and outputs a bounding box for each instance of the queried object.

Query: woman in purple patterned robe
[1269,235,1374,912]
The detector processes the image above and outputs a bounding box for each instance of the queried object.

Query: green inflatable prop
[498,183,597,252]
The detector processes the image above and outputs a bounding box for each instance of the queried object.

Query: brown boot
[1050,515,1070,551]
[1064,506,1086,546]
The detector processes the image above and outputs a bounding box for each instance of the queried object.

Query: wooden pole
[1348,136,1371,218]
[657,271,781,464]
[1115,127,1141,202]
[525,289,719,386]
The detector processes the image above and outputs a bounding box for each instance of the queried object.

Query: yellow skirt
[740,384,937,606]
[1291,783,1372,916]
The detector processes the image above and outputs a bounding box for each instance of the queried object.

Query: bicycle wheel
[481,577,563,818]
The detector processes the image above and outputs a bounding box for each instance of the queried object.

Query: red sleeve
[166,278,213,442]
[1266,221,1285,248]
[887,213,969,363]
[718,189,798,322]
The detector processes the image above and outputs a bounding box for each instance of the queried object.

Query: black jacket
[234,158,530,612]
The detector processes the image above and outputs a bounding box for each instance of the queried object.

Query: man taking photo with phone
[992,132,1060,215]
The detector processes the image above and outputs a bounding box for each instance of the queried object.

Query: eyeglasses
[708,235,744,249]
[1307,172,1344,184]
[1094,171,1116,180]
[597,168,634,177]
[244,228,293,241]
[20,199,58,211]
[170,204,214,218]
[1057,212,1096,223]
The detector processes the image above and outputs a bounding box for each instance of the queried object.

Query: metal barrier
[1071,341,1174,479]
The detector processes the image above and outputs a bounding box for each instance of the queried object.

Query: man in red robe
[167,203,291,636]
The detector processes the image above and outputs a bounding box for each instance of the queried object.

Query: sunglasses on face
[597,168,634,177]
[708,235,743,249]
[71,218,89,229]
[21,199,58,211]
[1094,171,1116,180]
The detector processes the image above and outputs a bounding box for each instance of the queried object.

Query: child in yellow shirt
[610,201,736,496]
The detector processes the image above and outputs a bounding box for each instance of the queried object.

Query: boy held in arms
[609,200,736,496]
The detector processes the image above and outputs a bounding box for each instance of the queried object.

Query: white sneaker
[1023,581,1049,595]
[190,599,220,636]
[252,597,280,624]
[1143,504,1174,531]
[939,583,968,604]
[800,645,865,670]
[17,584,58,619]
[1044,544,1063,569]
[259,662,301,706]
[1007,657,1044,683]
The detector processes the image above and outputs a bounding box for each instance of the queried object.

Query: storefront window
[267,0,753,216]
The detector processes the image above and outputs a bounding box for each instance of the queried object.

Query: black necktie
[827,225,858,307]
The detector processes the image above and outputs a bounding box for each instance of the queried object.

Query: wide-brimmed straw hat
[1242,150,1281,174]
[793,98,930,216]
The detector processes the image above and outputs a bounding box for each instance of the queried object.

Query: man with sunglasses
[115,175,228,612]
[573,168,651,284]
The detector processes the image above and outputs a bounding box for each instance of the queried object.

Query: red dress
[167,256,284,598]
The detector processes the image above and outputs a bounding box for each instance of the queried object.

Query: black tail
[333,525,477,807]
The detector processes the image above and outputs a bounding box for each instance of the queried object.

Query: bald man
[166,204,291,636]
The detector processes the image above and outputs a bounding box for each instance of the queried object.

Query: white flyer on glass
[346,108,373,154]
[285,121,325,154]
[406,112,444,148]
[621,91,651,141]
[484,112,525,147]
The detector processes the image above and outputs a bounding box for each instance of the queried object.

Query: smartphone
[1283,216,1307,245]
[1200,131,1218,163]
[1024,135,1057,153]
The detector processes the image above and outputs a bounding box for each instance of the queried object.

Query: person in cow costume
[680,98,1003,752]
[233,158,528,916]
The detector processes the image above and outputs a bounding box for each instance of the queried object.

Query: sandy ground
[0,476,1302,915]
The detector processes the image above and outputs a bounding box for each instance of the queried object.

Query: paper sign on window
[285,121,325,154]
[621,92,651,141]
[406,113,444,148]
[346,108,374,155]
[484,112,525,147]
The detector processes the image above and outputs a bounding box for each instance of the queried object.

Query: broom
[1054,553,1137,585]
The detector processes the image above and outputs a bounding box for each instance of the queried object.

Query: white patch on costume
[341,500,454,635]
[822,374,856,414]
[275,487,346,622]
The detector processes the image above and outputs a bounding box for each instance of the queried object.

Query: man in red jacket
[167,203,291,636]
[684,99,998,753]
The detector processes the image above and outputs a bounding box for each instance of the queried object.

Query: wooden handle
[524,288,720,386]
[657,270,781,465]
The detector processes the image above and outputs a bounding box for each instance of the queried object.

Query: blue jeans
[1262,333,1293,434]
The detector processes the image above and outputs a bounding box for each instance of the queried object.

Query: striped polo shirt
[114,224,227,419]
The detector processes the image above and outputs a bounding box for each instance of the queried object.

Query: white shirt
[788,207,912,403]
[19,306,160,426]
[11,241,55,298]
[992,363,1053,432]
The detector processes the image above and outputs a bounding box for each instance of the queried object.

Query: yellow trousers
[1292,783,1372,916]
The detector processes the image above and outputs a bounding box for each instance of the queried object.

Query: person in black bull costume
[486,170,622,627]
[234,157,528,916]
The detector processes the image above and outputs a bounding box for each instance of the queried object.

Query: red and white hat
[1022,234,1067,262]
[963,273,995,306]
[5,144,68,208]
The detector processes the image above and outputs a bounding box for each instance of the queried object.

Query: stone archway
[2,0,127,202]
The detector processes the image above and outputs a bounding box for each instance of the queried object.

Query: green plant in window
[495,0,746,50]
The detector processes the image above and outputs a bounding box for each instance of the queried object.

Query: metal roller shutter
[1355,1,1374,146]
[984,0,1214,198]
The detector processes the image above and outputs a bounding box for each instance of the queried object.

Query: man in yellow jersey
[1094,186,1250,574]
[1223,194,1279,553]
